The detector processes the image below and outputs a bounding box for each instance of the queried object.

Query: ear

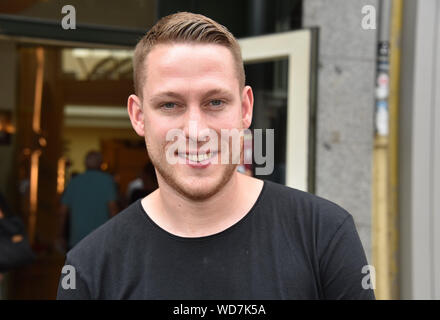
[127,94,145,137]
[241,85,254,129]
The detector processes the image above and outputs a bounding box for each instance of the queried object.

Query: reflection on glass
[245,59,288,184]
[62,48,133,80]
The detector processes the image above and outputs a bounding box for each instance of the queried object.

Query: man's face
[128,43,253,200]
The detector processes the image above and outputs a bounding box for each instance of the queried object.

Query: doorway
[4,28,316,300]
[240,30,317,191]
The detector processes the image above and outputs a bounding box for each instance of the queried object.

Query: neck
[143,173,262,238]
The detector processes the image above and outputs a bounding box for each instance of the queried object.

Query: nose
[182,105,210,145]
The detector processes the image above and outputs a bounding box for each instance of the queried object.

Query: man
[57,151,118,251]
[57,12,375,299]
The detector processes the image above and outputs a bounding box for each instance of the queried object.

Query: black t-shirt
[57,180,375,300]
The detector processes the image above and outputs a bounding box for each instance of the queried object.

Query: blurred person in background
[56,151,118,251]
[0,191,36,298]
[128,162,158,204]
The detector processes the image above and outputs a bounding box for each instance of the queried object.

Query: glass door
[239,30,316,192]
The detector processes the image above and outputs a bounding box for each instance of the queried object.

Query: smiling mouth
[177,151,217,163]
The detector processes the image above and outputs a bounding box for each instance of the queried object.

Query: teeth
[180,152,212,162]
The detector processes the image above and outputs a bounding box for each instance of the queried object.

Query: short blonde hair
[133,12,245,97]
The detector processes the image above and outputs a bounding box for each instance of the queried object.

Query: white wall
[399,0,440,300]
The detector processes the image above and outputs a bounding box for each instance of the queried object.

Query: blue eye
[210,100,223,107]
[163,102,176,109]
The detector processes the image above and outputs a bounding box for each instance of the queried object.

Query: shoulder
[260,180,352,240]
[88,170,114,181]
[65,174,81,186]
[259,181,359,262]
[65,201,142,271]
[263,180,350,220]
[63,201,148,298]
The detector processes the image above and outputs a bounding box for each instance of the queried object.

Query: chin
[179,180,221,201]
[156,162,237,201]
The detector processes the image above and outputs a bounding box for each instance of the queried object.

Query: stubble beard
[146,141,239,201]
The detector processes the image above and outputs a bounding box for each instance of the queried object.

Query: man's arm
[319,215,376,300]
[57,260,92,300]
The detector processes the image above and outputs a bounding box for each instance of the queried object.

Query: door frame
[239,30,317,191]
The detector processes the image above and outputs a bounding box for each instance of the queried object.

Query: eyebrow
[148,91,183,104]
[148,88,234,104]
[201,88,234,100]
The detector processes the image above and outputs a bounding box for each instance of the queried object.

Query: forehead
[143,43,239,94]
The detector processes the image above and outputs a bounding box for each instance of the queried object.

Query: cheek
[220,108,243,129]
[143,113,171,142]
